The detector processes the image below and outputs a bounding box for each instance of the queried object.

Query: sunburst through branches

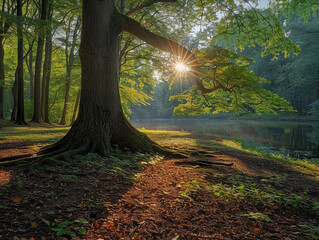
[170,47,201,91]
[174,62,190,72]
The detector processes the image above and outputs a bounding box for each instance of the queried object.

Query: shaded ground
[0,124,318,239]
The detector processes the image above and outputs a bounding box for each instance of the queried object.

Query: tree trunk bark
[43,33,52,123]
[16,0,26,124]
[10,70,18,121]
[70,89,80,125]
[31,0,47,123]
[0,36,5,119]
[26,43,34,101]
[41,31,52,123]
[41,40,49,122]
[41,1,165,158]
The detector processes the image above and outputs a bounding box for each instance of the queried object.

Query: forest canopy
[0,0,318,124]
[0,0,318,158]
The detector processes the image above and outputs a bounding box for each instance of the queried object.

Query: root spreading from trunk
[0,119,187,167]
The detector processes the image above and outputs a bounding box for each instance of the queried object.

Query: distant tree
[41,0,54,123]
[60,15,81,125]
[15,0,26,124]
[244,13,319,116]
[32,0,48,123]
[0,0,16,119]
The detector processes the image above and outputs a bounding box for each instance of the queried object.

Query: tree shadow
[0,152,150,239]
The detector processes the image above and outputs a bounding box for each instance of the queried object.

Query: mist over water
[132,119,319,158]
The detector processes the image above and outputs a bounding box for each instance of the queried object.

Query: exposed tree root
[0,155,39,166]
[175,159,234,167]
[0,117,188,167]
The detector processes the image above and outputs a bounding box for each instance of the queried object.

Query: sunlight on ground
[0,170,11,186]
[0,126,70,142]
[219,138,319,180]
[141,129,196,147]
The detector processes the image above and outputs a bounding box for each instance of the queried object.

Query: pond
[131,119,319,158]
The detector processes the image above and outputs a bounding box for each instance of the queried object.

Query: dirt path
[0,138,319,239]
[84,157,319,239]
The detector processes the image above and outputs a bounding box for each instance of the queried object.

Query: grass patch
[74,150,163,180]
[218,138,319,180]
[181,179,319,215]
[1,124,318,180]
[0,126,69,142]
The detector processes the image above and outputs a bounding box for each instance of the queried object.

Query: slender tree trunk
[71,89,80,125]
[0,1,16,119]
[32,0,47,123]
[16,0,26,124]
[41,32,52,123]
[59,76,71,125]
[0,36,5,119]
[26,44,34,101]
[41,0,53,123]
[41,45,48,122]
[60,16,80,125]
[43,34,52,123]
[10,70,18,121]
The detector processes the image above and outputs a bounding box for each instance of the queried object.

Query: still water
[131,119,319,158]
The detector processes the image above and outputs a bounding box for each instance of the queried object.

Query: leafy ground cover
[0,120,319,239]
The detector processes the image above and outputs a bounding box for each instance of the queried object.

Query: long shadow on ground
[80,131,319,239]
[1,130,319,239]
[0,151,151,239]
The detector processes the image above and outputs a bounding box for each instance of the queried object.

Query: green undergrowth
[73,150,163,180]
[36,149,163,182]
[184,179,318,213]
[178,177,319,239]
[218,138,319,180]
[178,176,319,238]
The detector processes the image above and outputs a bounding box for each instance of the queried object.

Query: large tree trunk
[0,36,5,119]
[16,0,26,124]
[32,0,47,123]
[41,1,165,158]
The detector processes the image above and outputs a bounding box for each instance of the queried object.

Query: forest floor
[0,119,319,240]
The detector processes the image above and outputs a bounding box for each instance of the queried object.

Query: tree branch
[122,13,231,94]
[126,0,177,16]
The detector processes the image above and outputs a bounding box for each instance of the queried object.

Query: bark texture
[70,89,80,125]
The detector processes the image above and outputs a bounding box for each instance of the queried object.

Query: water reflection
[131,119,319,157]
